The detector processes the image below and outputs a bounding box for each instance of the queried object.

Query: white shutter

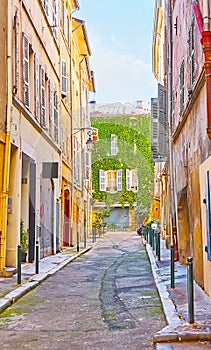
[14,11,19,94]
[40,65,46,127]
[132,169,138,192]
[48,80,52,136]
[61,125,65,155]
[61,59,67,96]
[22,33,29,108]
[99,170,107,191]
[52,0,58,39]
[34,53,39,119]
[54,91,58,143]
[117,170,122,191]
[126,169,131,191]
[67,135,71,162]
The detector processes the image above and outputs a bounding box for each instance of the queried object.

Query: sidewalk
[146,238,211,349]
[0,237,95,314]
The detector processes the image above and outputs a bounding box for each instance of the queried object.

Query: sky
[77,0,157,109]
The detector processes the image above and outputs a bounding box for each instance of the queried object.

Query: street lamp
[73,127,95,152]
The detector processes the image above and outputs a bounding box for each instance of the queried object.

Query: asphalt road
[0,232,166,350]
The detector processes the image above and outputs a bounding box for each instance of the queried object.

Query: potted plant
[20,219,28,262]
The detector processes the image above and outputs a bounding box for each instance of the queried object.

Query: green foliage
[20,219,28,253]
[91,115,154,217]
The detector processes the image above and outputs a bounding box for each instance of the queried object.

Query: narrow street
[0,232,166,350]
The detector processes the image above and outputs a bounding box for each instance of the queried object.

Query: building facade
[0,0,94,274]
[152,0,211,295]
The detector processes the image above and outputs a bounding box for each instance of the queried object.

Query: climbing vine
[91,115,154,217]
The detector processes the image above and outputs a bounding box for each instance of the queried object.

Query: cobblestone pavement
[0,232,166,350]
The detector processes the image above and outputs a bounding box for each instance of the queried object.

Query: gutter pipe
[192,1,211,140]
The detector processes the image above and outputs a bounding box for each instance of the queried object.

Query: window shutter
[205,171,211,261]
[117,170,122,191]
[151,98,159,162]
[52,0,58,39]
[189,21,195,86]
[61,125,65,155]
[22,33,29,108]
[48,80,52,136]
[14,11,19,94]
[61,59,67,96]
[132,169,138,191]
[126,169,131,191]
[34,53,39,119]
[99,170,106,191]
[54,91,58,143]
[43,0,48,15]
[158,84,168,159]
[179,59,185,117]
[40,66,46,127]
[67,135,71,161]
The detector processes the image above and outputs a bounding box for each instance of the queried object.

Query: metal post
[17,245,21,285]
[77,232,80,252]
[152,229,155,250]
[158,231,161,261]
[187,256,194,323]
[35,240,39,274]
[84,226,86,248]
[170,244,175,288]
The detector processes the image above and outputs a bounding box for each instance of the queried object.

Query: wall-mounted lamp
[74,127,96,152]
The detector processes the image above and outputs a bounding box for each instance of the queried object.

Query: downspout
[193,0,211,139]
[0,2,12,272]
[201,0,211,139]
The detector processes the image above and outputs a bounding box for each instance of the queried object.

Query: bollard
[157,231,161,261]
[17,245,21,285]
[84,227,86,249]
[77,232,80,252]
[155,231,158,256]
[35,240,39,274]
[152,229,155,250]
[187,256,194,323]
[170,244,175,288]
[149,228,153,246]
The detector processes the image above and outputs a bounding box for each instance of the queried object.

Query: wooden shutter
[22,33,29,108]
[67,135,71,162]
[14,11,19,94]
[111,134,118,155]
[34,53,39,119]
[54,91,58,143]
[117,169,122,191]
[126,169,131,191]
[40,66,46,127]
[48,80,52,136]
[61,125,65,155]
[151,98,159,162]
[52,0,58,39]
[179,59,185,117]
[189,21,195,86]
[205,171,211,260]
[158,84,168,159]
[61,59,67,96]
[99,170,107,191]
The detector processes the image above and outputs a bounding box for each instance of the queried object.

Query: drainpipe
[201,1,211,139]
[193,1,211,139]
[0,2,12,272]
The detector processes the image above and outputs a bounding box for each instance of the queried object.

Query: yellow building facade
[0,0,94,274]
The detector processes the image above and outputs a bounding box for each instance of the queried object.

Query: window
[53,91,58,143]
[126,169,138,192]
[179,59,185,117]
[99,169,122,192]
[61,59,67,97]
[22,33,29,108]
[85,151,91,180]
[111,134,118,155]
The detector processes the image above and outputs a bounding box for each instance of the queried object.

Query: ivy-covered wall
[91,114,154,221]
